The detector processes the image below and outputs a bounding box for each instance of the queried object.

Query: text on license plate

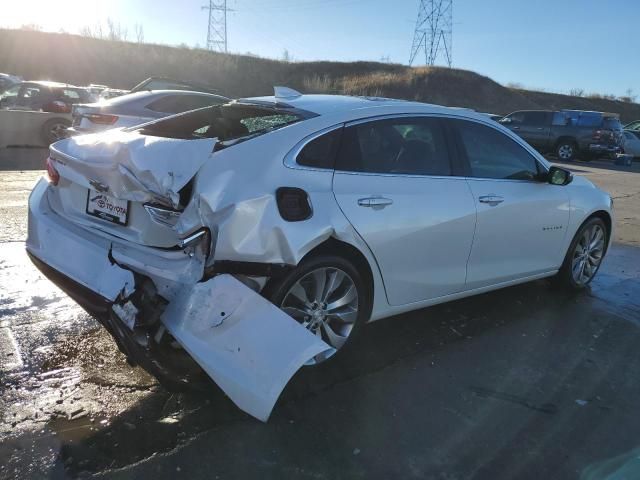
[86,189,129,225]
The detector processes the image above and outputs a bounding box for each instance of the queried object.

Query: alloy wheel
[558,144,574,160]
[48,122,68,142]
[571,224,605,285]
[280,267,359,364]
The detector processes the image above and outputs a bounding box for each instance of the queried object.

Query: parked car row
[0,75,232,144]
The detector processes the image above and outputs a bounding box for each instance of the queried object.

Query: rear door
[447,118,570,290]
[332,115,477,306]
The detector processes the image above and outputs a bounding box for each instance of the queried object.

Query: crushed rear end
[26,103,333,421]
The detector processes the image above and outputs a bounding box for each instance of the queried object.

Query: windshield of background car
[136,103,304,144]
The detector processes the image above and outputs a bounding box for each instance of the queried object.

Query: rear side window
[147,94,223,114]
[296,128,342,169]
[335,117,451,176]
[552,112,569,126]
[577,114,602,127]
[451,119,539,180]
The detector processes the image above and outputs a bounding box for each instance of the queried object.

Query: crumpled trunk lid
[46,129,216,248]
[51,128,216,208]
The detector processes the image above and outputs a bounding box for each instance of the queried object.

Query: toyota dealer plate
[86,189,129,225]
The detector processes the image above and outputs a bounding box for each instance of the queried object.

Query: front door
[332,116,477,306]
[447,118,570,290]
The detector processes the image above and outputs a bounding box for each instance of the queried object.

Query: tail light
[85,113,119,125]
[43,101,72,113]
[45,156,60,186]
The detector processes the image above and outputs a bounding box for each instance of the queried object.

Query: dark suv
[500,109,623,161]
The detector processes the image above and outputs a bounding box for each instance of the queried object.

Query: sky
[1,0,637,97]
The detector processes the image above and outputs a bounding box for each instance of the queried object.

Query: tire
[263,253,371,365]
[556,217,608,290]
[41,118,71,144]
[556,140,577,161]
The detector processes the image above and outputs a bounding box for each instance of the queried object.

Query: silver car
[68,89,229,135]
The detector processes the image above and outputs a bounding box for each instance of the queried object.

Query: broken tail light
[143,204,182,227]
[45,156,60,186]
[85,113,119,125]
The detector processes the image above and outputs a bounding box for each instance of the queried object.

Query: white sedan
[26,89,613,420]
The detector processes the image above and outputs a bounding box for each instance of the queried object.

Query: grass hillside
[1,29,639,122]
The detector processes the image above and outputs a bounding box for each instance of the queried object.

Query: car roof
[239,93,483,118]
[20,81,80,89]
[98,89,229,106]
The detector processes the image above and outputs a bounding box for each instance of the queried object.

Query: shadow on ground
[1,244,634,479]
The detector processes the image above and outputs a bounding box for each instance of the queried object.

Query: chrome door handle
[478,195,504,206]
[358,197,393,208]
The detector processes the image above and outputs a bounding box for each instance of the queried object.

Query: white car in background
[27,88,613,421]
[67,89,229,135]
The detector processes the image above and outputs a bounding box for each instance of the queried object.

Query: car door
[623,131,640,157]
[332,116,477,306]
[446,118,570,290]
[515,111,551,149]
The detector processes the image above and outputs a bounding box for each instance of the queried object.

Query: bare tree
[569,88,584,97]
[282,49,292,62]
[106,18,128,41]
[134,23,144,43]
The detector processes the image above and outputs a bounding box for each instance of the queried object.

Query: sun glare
[3,0,110,34]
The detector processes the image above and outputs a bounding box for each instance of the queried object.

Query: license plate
[86,189,129,225]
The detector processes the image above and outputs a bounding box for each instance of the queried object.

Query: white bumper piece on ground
[27,178,333,421]
[162,275,334,421]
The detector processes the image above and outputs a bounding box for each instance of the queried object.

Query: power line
[201,0,234,53]
[409,0,453,67]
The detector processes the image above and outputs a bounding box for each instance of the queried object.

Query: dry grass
[2,29,639,122]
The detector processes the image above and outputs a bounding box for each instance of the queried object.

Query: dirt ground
[0,153,639,479]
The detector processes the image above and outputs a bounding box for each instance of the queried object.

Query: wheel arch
[300,237,375,317]
[587,209,613,251]
[555,136,578,149]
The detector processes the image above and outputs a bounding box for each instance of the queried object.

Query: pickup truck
[499,109,623,161]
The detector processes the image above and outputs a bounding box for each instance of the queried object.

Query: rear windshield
[136,103,305,146]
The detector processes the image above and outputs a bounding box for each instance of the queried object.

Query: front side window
[452,119,539,180]
[335,117,451,176]
[503,112,525,125]
[552,112,569,126]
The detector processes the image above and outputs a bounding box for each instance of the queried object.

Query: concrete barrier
[0,110,71,148]
[0,147,48,170]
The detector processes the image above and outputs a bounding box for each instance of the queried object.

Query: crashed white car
[27,88,613,421]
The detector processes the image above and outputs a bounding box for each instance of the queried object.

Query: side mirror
[547,166,573,186]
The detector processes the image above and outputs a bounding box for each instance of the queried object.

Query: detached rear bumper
[26,178,333,421]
